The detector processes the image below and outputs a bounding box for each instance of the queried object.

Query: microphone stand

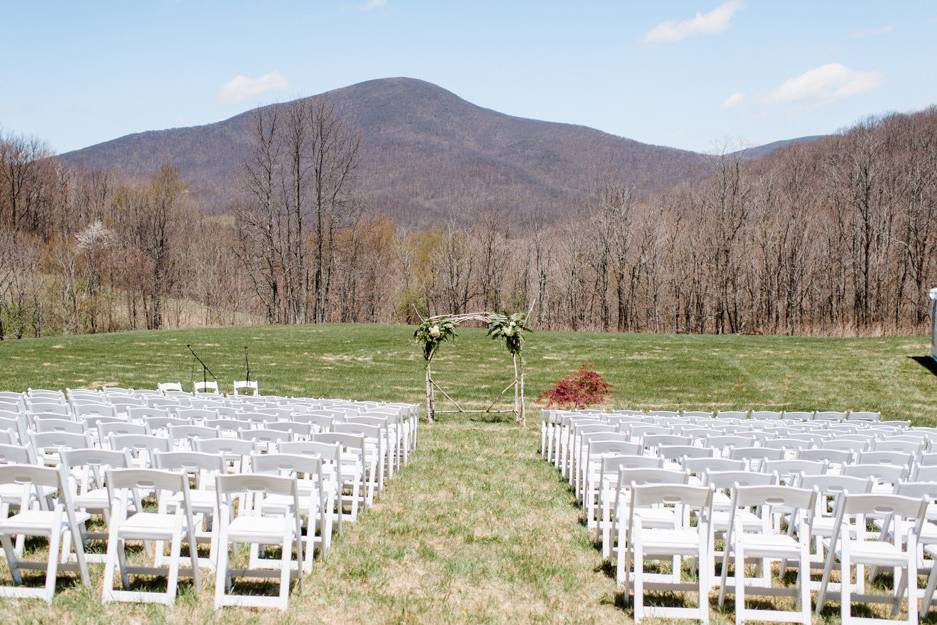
[244,346,251,383]
[186,344,217,389]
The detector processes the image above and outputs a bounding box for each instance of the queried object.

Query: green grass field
[0,324,935,624]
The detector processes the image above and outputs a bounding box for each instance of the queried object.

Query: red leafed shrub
[538,365,612,409]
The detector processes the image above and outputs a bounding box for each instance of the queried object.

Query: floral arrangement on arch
[414,317,457,361]
[486,312,530,355]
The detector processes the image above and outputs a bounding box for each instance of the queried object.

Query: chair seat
[118,512,179,539]
[738,533,800,558]
[712,509,762,532]
[0,509,90,535]
[260,493,322,515]
[0,483,29,503]
[167,489,217,511]
[227,515,292,542]
[74,487,109,510]
[837,540,908,566]
[638,529,705,556]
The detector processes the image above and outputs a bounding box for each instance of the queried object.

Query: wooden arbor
[413,311,531,424]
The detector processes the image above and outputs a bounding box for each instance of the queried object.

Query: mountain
[732,135,824,161]
[59,77,798,223]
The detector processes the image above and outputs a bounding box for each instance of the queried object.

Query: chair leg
[700,544,711,625]
[633,541,644,623]
[277,527,291,611]
[921,558,937,616]
[213,527,229,610]
[166,526,182,605]
[734,543,745,625]
[44,517,63,603]
[841,546,851,624]
[0,533,23,584]
[799,545,810,624]
[907,551,919,625]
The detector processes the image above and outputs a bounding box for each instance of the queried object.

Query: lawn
[0,324,935,624]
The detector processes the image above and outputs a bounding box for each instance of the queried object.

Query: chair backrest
[289,413,334,431]
[602,455,663,474]
[194,437,256,457]
[842,462,906,484]
[157,382,184,393]
[0,443,34,465]
[762,459,827,482]
[750,411,782,420]
[857,450,914,468]
[588,440,643,457]
[630,482,713,508]
[847,411,881,422]
[31,431,91,454]
[729,446,784,463]
[704,470,776,490]
[278,440,342,463]
[265,422,313,438]
[706,435,755,450]
[232,380,259,397]
[797,448,854,465]
[35,418,84,434]
[215,472,297,498]
[831,493,927,546]
[814,411,846,422]
[239,428,291,445]
[192,380,220,395]
[682,457,744,475]
[658,445,715,461]
[169,424,221,443]
[252,453,323,482]
[110,433,171,452]
[312,432,366,454]
[99,421,147,440]
[72,403,116,418]
[714,410,748,420]
[620,468,689,488]
[872,439,922,454]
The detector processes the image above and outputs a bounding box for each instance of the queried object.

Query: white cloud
[643,0,744,43]
[768,63,882,104]
[721,91,745,109]
[217,71,288,104]
[360,0,386,10]
[850,24,894,38]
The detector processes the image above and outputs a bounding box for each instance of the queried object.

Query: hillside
[60,77,728,223]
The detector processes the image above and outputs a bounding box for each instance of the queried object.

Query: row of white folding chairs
[608,477,934,625]
[0,451,342,609]
[0,410,418,609]
[544,427,937,622]
[555,417,930,501]
[0,393,417,479]
[4,420,388,518]
[0,412,407,492]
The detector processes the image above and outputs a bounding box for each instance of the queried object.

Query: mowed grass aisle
[0,324,936,624]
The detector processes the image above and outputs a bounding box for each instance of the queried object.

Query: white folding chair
[154,450,226,570]
[101,468,200,605]
[816,493,927,625]
[0,464,91,602]
[58,448,134,564]
[214,473,303,611]
[250,453,328,574]
[717,485,816,625]
[233,380,259,397]
[623,483,713,623]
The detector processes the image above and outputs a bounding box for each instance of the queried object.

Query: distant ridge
[60,77,812,223]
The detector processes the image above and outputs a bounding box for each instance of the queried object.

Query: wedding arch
[413,309,532,424]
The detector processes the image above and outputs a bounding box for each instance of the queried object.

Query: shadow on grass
[910,355,937,376]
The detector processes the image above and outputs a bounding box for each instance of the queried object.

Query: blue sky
[2,1,936,154]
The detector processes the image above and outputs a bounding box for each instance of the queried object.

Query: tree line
[1,104,935,339]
